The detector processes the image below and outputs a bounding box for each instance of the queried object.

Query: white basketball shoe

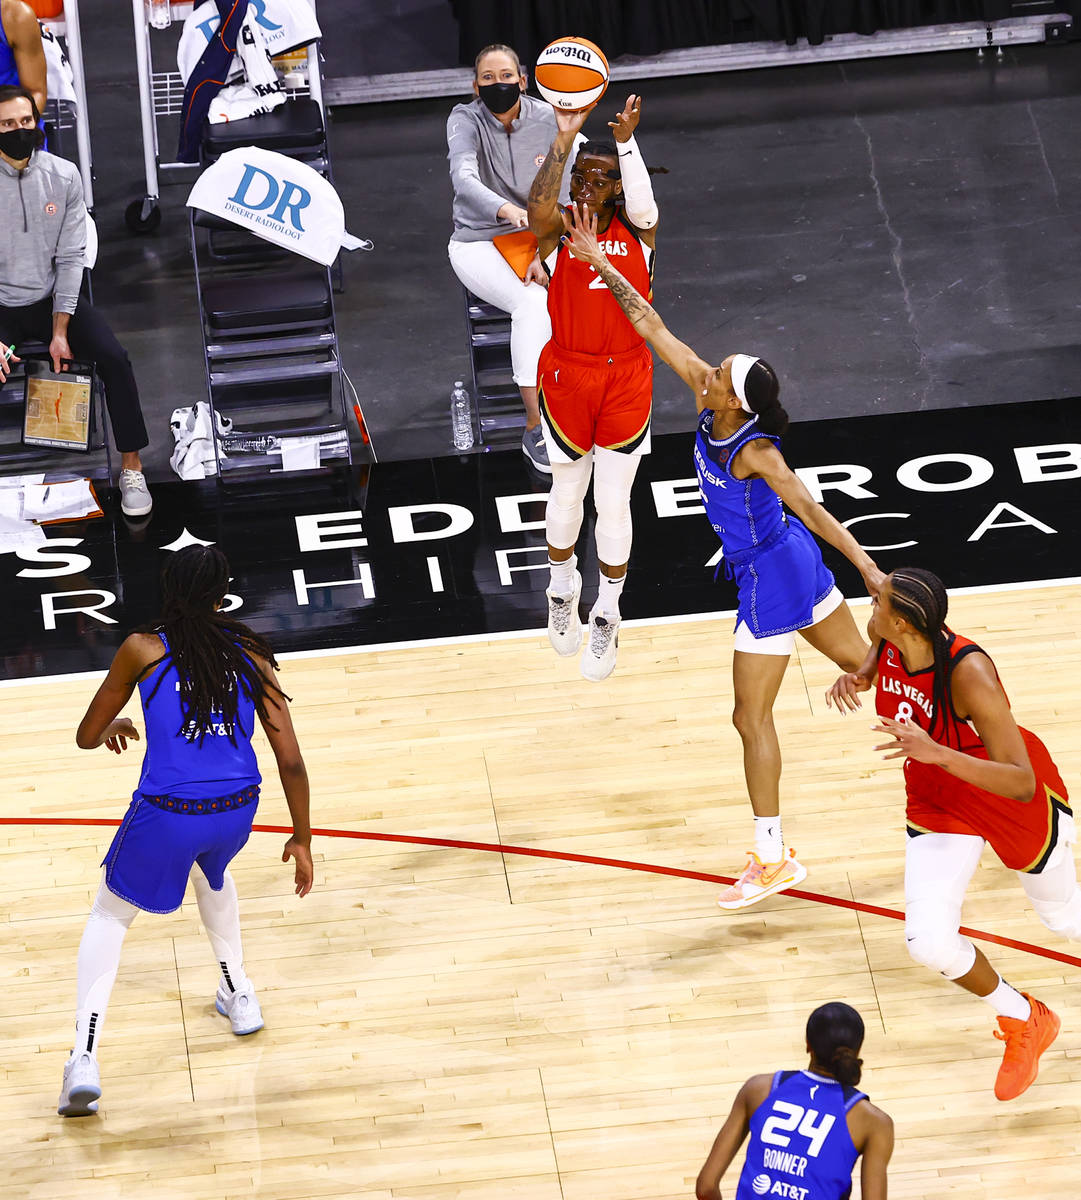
[57,1051,101,1117]
[216,984,264,1035]
[546,570,583,656]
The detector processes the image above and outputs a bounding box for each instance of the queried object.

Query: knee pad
[905,925,976,979]
[546,461,591,550]
[593,479,633,566]
[1029,887,1081,941]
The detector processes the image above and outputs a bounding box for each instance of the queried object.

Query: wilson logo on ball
[534,36,609,113]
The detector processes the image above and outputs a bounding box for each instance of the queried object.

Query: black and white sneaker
[580,612,620,681]
[546,570,582,656]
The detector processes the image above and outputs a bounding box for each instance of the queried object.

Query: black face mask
[477,82,522,115]
[0,127,39,161]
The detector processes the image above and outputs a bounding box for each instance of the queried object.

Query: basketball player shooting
[527,92,660,681]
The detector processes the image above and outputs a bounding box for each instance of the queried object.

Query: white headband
[730,354,760,413]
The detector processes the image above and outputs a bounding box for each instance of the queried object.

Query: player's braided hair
[806,1002,865,1087]
[888,567,953,744]
[139,545,286,743]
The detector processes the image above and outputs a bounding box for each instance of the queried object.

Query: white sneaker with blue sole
[57,1052,101,1117]
[216,984,264,1035]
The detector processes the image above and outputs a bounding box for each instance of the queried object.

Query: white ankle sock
[984,976,1031,1021]
[753,816,784,863]
[595,572,626,620]
[548,554,578,597]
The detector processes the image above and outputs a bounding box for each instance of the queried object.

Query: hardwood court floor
[2,584,1079,1200]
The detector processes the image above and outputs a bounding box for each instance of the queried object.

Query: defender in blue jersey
[560,207,885,908]
[57,545,313,1117]
[697,1004,893,1200]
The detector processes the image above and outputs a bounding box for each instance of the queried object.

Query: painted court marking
[4,816,1080,970]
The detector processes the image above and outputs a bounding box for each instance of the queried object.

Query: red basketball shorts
[538,341,653,463]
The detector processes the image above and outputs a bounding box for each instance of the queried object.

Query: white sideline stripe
[2,574,1079,689]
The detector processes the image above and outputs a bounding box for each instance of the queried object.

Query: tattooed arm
[529,104,594,257]
[560,205,712,396]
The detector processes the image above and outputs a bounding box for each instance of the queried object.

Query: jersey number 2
[761,1101,836,1158]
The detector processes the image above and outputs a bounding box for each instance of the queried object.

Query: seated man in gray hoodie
[0,85,152,517]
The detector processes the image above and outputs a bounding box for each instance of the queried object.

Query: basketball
[534,37,609,112]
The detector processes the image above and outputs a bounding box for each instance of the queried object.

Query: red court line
[6,816,1081,970]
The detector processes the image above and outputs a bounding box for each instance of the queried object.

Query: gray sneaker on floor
[119,469,153,517]
[57,1051,101,1117]
[522,425,552,474]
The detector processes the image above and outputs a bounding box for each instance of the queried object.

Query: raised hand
[608,94,642,143]
[553,100,596,135]
[559,203,603,267]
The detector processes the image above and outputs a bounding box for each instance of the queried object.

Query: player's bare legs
[798,601,868,674]
[717,650,809,910]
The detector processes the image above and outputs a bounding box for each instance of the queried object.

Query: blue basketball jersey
[735,1070,866,1200]
[694,410,784,556]
[135,633,261,800]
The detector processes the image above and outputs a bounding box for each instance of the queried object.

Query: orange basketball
[534,37,609,112]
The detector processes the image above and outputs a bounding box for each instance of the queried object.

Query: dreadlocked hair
[888,567,953,744]
[138,544,287,744]
[806,1002,865,1087]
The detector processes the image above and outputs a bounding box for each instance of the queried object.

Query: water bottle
[451,380,474,451]
[147,0,172,29]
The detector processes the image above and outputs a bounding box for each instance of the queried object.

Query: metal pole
[306,0,324,118]
[131,0,161,205]
[59,0,94,209]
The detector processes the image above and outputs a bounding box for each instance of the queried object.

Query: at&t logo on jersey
[750,1179,811,1200]
[751,1176,771,1196]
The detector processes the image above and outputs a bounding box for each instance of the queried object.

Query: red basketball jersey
[875,633,1070,872]
[545,209,654,356]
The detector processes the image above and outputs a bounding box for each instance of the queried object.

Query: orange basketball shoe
[992,993,1060,1101]
[717,849,807,910]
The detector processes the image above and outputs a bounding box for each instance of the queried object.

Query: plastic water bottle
[451,380,474,451]
[147,0,172,29]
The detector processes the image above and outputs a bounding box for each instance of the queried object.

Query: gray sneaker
[522,425,552,474]
[119,469,153,517]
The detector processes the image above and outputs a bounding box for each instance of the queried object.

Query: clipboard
[22,356,97,452]
[493,230,539,280]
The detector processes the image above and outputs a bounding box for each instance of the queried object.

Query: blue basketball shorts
[730,517,836,639]
[101,786,260,914]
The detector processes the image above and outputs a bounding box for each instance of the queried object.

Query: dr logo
[227,163,311,231]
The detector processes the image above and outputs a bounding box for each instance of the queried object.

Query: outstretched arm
[738,438,884,597]
[560,204,711,399]
[528,104,593,256]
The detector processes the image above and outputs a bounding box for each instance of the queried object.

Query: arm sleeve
[618,135,658,230]
[447,112,510,225]
[53,170,88,315]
